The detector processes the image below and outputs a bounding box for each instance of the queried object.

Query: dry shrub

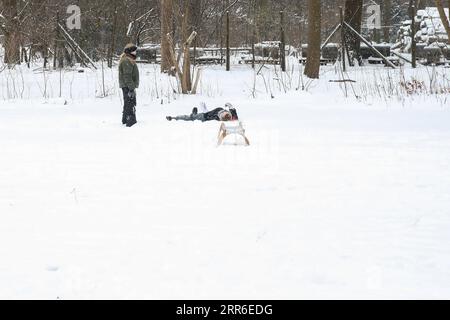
[400,79,426,95]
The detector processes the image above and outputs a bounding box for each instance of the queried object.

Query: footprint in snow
[46,266,59,272]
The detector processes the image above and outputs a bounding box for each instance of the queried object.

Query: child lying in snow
[166,102,239,122]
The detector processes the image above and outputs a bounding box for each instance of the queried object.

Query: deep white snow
[0,61,450,299]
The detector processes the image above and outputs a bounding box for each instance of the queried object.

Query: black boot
[126,114,137,127]
[126,107,137,127]
[122,112,127,125]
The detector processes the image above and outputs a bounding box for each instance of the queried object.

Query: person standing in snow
[166,102,239,122]
[119,43,140,127]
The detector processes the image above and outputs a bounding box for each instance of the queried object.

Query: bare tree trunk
[280,11,286,72]
[304,0,321,79]
[108,0,119,68]
[219,1,224,65]
[340,7,346,72]
[251,0,257,69]
[2,0,21,65]
[410,3,417,68]
[383,0,392,42]
[161,0,174,73]
[189,0,202,45]
[167,31,197,94]
[256,0,270,39]
[226,11,230,71]
[53,11,60,70]
[252,28,255,69]
[435,0,450,43]
[182,3,192,92]
[344,0,363,65]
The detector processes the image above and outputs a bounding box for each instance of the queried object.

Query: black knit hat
[124,43,138,54]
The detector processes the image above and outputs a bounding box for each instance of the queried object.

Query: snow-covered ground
[0,61,450,299]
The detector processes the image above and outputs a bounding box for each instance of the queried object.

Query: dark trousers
[122,87,137,126]
[173,108,224,122]
[173,113,206,121]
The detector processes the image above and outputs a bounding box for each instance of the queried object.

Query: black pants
[122,87,137,127]
[172,108,223,122]
[173,113,206,121]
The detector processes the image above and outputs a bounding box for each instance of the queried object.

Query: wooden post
[181,4,192,92]
[219,13,223,65]
[53,11,60,70]
[339,7,346,72]
[108,3,118,68]
[161,0,174,74]
[27,46,31,68]
[321,23,341,50]
[226,11,230,71]
[383,0,392,42]
[435,0,450,45]
[344,21,396,68]
[194,38,197,67]
[299,20,302,50]
[59,24,97,69]
[101,58,106,97]
[373,29,380,43]
[59,65,62,97]
[251,42,255,69]
[280,11,286,72]
[411,4,417,68]
[252,16,256,69]
[391,51,414,64]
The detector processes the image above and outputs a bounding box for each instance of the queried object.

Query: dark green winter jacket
[119,54,140,90]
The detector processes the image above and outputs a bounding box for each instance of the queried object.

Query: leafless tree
[161,0,174,73]
[304,0,321,79]
[383,0,392,42]
[344,0,363,65]
[1,0,20,65]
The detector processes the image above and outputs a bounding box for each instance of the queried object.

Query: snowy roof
[425,42,448,49]
[255,41,281,48]
[417,7,449,19]
[417,7,449,35]
[255,41,296,52]
[398,7,449,46]
[139,43,160,50]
